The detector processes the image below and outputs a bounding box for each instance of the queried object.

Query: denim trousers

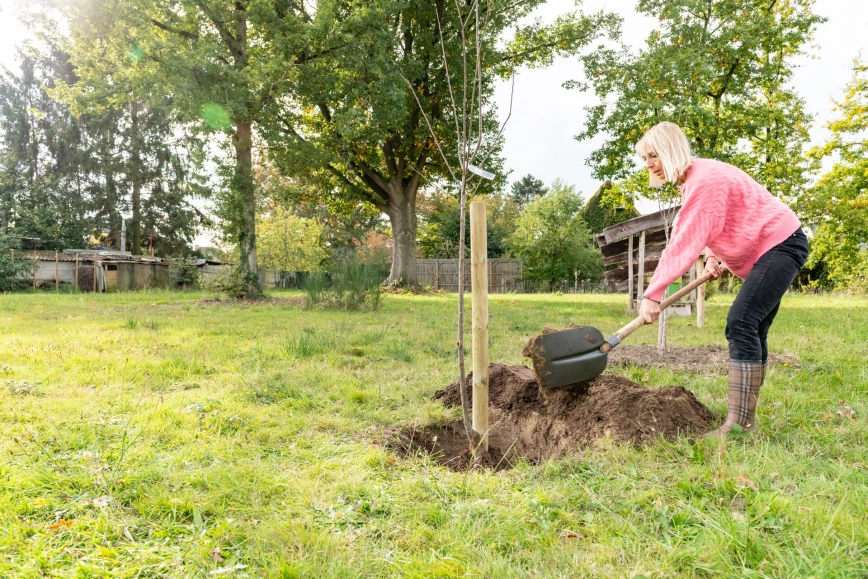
[725,228,809,362]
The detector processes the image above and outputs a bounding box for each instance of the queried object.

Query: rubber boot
[707,360,765,439]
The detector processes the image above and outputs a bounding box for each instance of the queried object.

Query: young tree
[576,0,823,200]
[801,59,868,288]
[508,180,602,285]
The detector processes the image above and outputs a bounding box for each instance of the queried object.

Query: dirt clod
[394,364,715,471]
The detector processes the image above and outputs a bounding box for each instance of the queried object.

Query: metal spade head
[525,325,609,388]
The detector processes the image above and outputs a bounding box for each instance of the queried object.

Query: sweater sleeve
[643,191,726,302]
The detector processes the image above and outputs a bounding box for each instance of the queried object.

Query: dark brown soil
[393,364,715,472]
[607,345,800,373]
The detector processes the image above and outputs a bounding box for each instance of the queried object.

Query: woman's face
[642,152,665,181]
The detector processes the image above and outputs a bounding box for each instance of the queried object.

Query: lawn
[1,289,866,578]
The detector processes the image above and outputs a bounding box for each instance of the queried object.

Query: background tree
[417,192,518,259]
[576,0,823,201]
[0,49,93,249]
[508,180,602,285]
[269,0,619,285]
[581,179,639,235]
[256,206,326,273]
[53,0,312,295]
[510,173,547,206]
[801,58,868,289]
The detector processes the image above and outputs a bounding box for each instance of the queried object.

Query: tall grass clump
[302,254,382,311]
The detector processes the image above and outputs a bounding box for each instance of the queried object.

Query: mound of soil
[607,345,800,373]
[394,364,715,471]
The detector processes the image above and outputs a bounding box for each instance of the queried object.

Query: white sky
[494,0,868,212]
[1,0,866,230]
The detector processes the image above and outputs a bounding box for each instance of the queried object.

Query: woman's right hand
[639,298,660,324]
[704,256,723,279]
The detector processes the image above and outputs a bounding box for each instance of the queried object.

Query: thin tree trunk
[130,101,142,256]
[456,171,472,441]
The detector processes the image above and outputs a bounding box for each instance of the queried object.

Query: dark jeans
[726,228,809,362]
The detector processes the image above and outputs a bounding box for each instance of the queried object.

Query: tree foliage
[51,0,312,295]
[508,180,602,284]
[581,179,639,235]
[576,0,823,201]
[417,193,519,259]
[256,206,326,273]
[0,47,202,255]
[801,59,868,289]
[510,174,547,206]
[267,0,619,284]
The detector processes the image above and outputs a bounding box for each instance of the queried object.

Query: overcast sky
[1,0,866,223]
[493,0,868,212]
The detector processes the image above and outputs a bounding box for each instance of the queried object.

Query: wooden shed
[597,206,706,327]
[17,250,171,292]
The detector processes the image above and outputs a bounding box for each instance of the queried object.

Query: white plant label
[468,164,495,180]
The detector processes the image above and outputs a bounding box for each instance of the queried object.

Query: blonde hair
[635,122,694,187]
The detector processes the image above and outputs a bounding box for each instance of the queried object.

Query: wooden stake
[470,201,489,451]
[627,234,634,311]
[55,252,59,292]
[657,288,668,353]
[637,231,645,304]
[696,257,705,328]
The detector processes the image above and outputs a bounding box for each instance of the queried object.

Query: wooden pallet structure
[597,205,705,328]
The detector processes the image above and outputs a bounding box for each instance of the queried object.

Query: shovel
[525,272,715,389]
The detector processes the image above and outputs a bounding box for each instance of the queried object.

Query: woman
[635,122,808,438]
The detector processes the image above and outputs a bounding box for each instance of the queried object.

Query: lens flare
[200,102,231,130]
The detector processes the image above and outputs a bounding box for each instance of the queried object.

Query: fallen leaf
[735,475,758,491]
[560,529,583,539]
[48,519,74,531]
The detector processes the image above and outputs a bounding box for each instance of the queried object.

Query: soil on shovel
[393,364,715,472]
[606,345,800,374]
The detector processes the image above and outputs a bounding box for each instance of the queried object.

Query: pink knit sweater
[643,158,800,302]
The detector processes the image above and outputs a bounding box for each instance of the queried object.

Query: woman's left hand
[704,256,723,279]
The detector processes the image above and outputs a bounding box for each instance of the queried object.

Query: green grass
[0,289,866,577]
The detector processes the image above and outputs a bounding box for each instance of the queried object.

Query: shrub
[168,257,200,288]
[0,236,30,292]
[200,265,248,299]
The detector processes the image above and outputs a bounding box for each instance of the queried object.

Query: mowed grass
[0,289,866,578]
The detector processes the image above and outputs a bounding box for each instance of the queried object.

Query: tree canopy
[801,59,868,289]
[508,180,602,284]
[576,0,823,201]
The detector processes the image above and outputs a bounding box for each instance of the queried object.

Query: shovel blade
[527,326,609,388]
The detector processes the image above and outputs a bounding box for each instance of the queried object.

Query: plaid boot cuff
[727,360,764,428]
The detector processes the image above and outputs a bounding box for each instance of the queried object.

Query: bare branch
[400,75,457,182]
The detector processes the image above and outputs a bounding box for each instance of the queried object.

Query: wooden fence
[416,259,522,293]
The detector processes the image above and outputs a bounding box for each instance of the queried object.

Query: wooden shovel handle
[600,271,715,352]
